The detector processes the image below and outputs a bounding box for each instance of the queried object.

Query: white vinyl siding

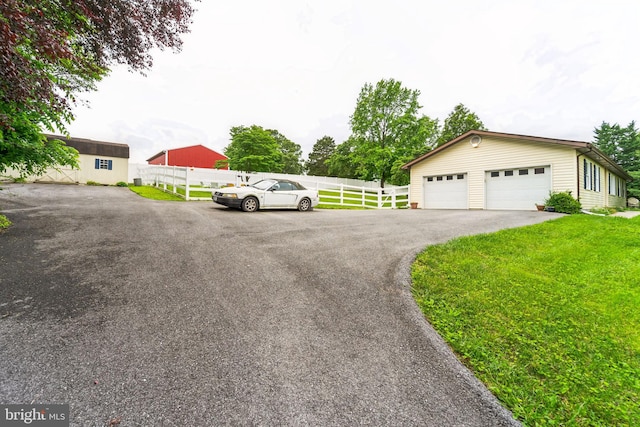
[408,135,576,210]
[77,155,129,185]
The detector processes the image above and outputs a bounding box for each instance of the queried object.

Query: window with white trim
[609,174,615,195]
[609,174,625,197]
[619,179,624,197]
[583,159,601,192]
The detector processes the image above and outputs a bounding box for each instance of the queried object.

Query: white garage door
[485,166,551,210]
[423,174,468,209]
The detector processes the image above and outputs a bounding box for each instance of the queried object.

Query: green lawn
[411,215,640,426]
[128,185,184,201]
[128,184,213,200]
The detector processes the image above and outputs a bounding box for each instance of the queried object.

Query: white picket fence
[129,164,409,209]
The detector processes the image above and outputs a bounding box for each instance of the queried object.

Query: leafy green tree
[436,103,487,146]
[305,136,336,176]
[268,129,303,174]
[390,115,439,185]
[593,121,640,198]
[0,0,197,176]
[0,109,80,176]
[348,78,437,187]
[326,138,359,179]
[225,125,283,173]
[593,121,640,170]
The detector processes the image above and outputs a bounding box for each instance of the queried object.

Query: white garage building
[403,131,631,211]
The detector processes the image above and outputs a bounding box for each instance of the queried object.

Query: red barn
[146,145,228,169]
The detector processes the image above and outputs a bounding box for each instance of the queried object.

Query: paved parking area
[0,184,561,426]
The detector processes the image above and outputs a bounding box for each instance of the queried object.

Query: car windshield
[250,179,278,190]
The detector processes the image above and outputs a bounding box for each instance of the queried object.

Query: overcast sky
[67,0,640,164]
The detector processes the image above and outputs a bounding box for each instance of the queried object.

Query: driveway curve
[0,184,561,426]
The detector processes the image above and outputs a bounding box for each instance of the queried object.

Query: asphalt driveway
[0,184,561,426]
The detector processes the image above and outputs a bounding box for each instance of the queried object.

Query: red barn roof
[146,145,228,169]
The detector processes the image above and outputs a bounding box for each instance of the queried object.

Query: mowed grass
[128,185,184,201]
[411,215,640,426]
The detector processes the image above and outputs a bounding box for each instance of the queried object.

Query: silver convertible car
[212,179,319,212]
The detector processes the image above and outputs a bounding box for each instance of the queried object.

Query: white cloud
[68,0,640,163]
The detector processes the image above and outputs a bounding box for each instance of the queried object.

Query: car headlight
[226,193,238,198]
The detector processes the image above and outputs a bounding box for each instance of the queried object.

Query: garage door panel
[486,167,550,210]
[424,174,468,209]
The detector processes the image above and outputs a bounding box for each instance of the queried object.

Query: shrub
[0,214,11,230]
[544,191,582,214]
[86,181,101,186]
[116,181,128,187]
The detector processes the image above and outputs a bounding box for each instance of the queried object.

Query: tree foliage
[593,121,640,198]
[326,138,359,179]
[436,103,486,146]
[225,125,283,174]
[268,129,303,174]
[0,0,197,175]
[305,136,336,176]
[224,125,304,175]
[0,109,80,176]
[593,121,640,171]
[347,78,437,187]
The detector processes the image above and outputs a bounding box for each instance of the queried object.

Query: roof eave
[402,130,592,170]
[577,145,634,181]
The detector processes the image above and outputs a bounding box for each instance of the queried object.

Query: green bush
[544,191,582,214]
[86,181,101,186]
[116,181,128,187]
[0,214,11,230]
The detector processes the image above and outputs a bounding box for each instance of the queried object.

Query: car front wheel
[298,198,312,212]
[241,197,259,212]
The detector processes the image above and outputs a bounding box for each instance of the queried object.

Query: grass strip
[128,185,184,201]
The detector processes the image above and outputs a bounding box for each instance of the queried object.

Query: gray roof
[46,134,129,159]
